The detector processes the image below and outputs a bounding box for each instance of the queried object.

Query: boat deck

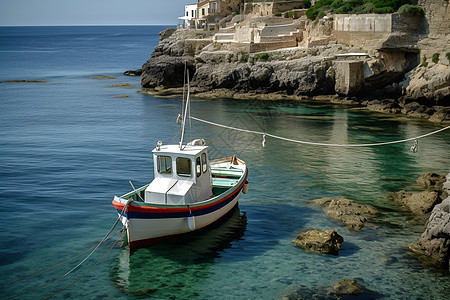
[210,165,244,195]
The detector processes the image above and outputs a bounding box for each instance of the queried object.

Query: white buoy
[188,214,196,231]
[243,181,249,194]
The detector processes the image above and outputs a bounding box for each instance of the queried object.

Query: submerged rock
[389,190,440,215]
[90,75,116,79]
[0,79,48,83]
[313,197,378,230]
[416,172,447,191]
[328,278,375,297]
[389,172,447,215]
[292,229,343,255]
[123,69,142,76]
[282,278,380,300]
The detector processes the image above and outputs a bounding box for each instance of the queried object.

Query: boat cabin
[144,143,213,205]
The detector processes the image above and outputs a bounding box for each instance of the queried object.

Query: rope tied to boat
[189,116,450,149]
[4,197,133,299]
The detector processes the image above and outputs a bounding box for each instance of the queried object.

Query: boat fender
[243,180,249,194]
[187,206,196,231]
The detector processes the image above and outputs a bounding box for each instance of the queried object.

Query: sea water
[0,26,449,300]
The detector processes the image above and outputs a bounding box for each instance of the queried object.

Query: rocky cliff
[404,0,450,106]
[140,0,450,123]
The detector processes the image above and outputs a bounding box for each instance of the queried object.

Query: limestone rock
[409,195,450,268]
[389,190,440,215]
[416,172,446,191]
[428,106,450,123]
[365,99,402,114]
[328,279,373,297]
[124,69,142,76]
[141,55,195,89]
[159,28,176,42]
[282,279,379,300]
[405,64,450,106]
[292,229,343,255]
[389,172,447,215]
[313,196,378,230]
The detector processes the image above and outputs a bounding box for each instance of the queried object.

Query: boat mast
[179,69,190,150]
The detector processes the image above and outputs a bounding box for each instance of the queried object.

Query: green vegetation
[285,10,295,18]
[432,53,440,64]
[306,0,420,20]
[241,52,249,62]
[421,55,428,68]
[447,52,450,61]
[398,4,425,16]
[274,12,282,17]
[304,0,312,8]
[254,53,272,61]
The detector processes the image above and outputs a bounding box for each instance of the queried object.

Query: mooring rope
[62,198,132,277]
[3,245,96,286]
[190,116,450,148]
[4,198,132,299]
[43,232,122,300]
[5,229,124,300]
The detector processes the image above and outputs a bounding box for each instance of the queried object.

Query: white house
[178,3,198,29]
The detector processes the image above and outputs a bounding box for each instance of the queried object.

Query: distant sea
[0,26,449,299]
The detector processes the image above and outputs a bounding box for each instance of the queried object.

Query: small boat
[112,69,248,248]
[112,141,248,248]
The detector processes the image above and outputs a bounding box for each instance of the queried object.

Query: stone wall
[260,23,295,37]
[334,14,392,33]
[249,40,297,52]
[333,13,424,51]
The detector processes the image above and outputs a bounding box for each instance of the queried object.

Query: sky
[0,0,190,26]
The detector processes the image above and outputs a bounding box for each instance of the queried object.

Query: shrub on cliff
[398,4,425,16]
[254,52,271,61]
[306,0,416,20]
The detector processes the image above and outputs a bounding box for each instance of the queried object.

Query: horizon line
[0,24,177,27]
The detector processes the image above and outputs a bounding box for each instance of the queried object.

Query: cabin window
[157,156,172,174]
[176,157,192,177]
[196,157,201,177]
[201,153,207,173]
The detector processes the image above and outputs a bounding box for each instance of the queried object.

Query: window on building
[186,11,188,16]
[201,153,207,173]
[192,10,195,18]
[176,157,192,177]
[202,8,205,16]
[157,156,172,174]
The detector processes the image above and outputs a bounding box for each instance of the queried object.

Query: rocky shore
[138,0,450,123]
[301,172,450,271]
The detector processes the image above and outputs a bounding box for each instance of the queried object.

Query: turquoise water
[0,26,449,299]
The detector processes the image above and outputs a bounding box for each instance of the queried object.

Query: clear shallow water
[0,26,449,299]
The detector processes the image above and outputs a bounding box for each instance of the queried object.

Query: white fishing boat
[112,71,248,248]
[112,142,248,248]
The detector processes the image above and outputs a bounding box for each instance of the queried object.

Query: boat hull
[112,167,247,248]
[125,193,240,248]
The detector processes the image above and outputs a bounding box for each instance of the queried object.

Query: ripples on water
[0,26,449,299]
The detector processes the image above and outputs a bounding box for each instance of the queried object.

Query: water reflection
[110,206,247,298]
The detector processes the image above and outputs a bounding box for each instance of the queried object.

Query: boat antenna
[179,68,190,150]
